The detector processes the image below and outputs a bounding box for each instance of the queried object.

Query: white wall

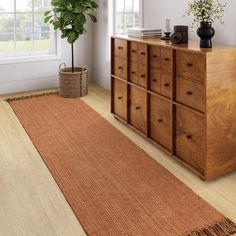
[144,0,236,46]
[93,0,236,90]
[0,20,94,95]
[93,0,110,90]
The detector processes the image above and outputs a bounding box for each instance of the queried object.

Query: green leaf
[44,10,51,16]
[88,14,97,22]
[44,15,53,23]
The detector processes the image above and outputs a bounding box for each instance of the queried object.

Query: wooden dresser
[110,35,236,180]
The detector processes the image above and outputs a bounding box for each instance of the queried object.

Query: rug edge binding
[5,91,59,102]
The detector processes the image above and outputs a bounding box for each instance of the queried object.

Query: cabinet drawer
[149,68,161,93]
[161,48,172,72]
[137,64,147,88]
[129,41,138,62]
[114,39,127,59]
[175,76,205,112]
[113,79,127,120]
[129,63,147,88]
[161,72,172,98]
[150,95,172,151]
[129,86,147,134]
[150,46,161,69]
[113,57,127,79]
[175,106,205,173]
[138,43,148,65]
[129,62,138,84]
[176,51,205,82]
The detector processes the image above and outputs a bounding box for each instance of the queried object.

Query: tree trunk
[71,43,74,73]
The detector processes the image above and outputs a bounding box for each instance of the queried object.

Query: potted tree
[44,0,99,98]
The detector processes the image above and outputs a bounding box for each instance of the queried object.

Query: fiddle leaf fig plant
[45,0,99,72]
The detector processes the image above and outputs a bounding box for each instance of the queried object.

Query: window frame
[113,0,144,35]
[0,0,59,62]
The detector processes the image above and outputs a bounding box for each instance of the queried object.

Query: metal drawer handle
[152,79,157,82]
[186,134,192,140]
[153,55,158,58]
[135,106,141,110]
[186,91,193,96]
[141,74,145,78]
[131,71,136,74]
[158,118,163,123]
[118,46,123,50]
[118,96,122,100]
[118,66,123,69]
[131,49,136,53]
[164,57,170,61]
[164,83,170,87]
[140,52,146,55]
[187,63,193,67]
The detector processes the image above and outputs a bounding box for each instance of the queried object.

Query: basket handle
[59,63,66,70]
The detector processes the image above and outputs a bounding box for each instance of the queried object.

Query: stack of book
[127,28,162,38]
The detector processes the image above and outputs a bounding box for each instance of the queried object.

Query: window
[0,0,56,58]
[114,0,143,34]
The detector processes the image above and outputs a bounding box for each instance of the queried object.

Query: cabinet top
[112,35,236,53]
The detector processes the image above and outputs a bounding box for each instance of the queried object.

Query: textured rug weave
[8,94,236,236]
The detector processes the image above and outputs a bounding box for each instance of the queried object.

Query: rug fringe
[186,218,236,236]
[5,91,58,102]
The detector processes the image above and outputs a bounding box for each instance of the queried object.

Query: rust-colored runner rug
[8,94,236,236]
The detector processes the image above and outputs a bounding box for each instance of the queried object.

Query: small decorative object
[161,18,171,40]
[170,25,188,44]
[184,0,226,48]
[44,0,99,98]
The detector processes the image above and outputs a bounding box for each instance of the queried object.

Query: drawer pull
[140,52,146,55]
[131,49,136,53]
[118,96,122,100]
[164,83,170,87]
[186,134,192,140]
[158,118,163,123]
[131,71,136,74]
[141,74,146,78]
[152,79,157,82]
[118,66,123,69]
[186,91,193,96]
[153,55,158,58]
[135,106,141,110]
[118,46,123,50]
[187,63,193,67]
[164,57,170,61]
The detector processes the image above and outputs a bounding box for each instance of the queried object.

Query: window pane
[16,14,33,32]
[16,33,33,51]
[0,14,14,33]
[116,0,124,12]
[125,0,133,12]
[16,0,32,12]
[34,14,50,32]
[0,0,14,12]
[134,0,139,12]
[134,13,139,27]
[0,34,14,53]
[34,0,51,12]
[125,13,134,29]
[34,32,50,50]
[116,13,125,34]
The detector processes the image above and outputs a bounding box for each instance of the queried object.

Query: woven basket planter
[59,65,88,98]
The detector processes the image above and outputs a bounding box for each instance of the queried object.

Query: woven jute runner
[8,93,236,236]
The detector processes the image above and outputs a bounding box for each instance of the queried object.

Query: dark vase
[197,22,215,48]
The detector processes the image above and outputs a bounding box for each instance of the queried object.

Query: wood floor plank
[0,82,236,235]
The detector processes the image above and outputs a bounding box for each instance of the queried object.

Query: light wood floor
[0,82,236,236]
